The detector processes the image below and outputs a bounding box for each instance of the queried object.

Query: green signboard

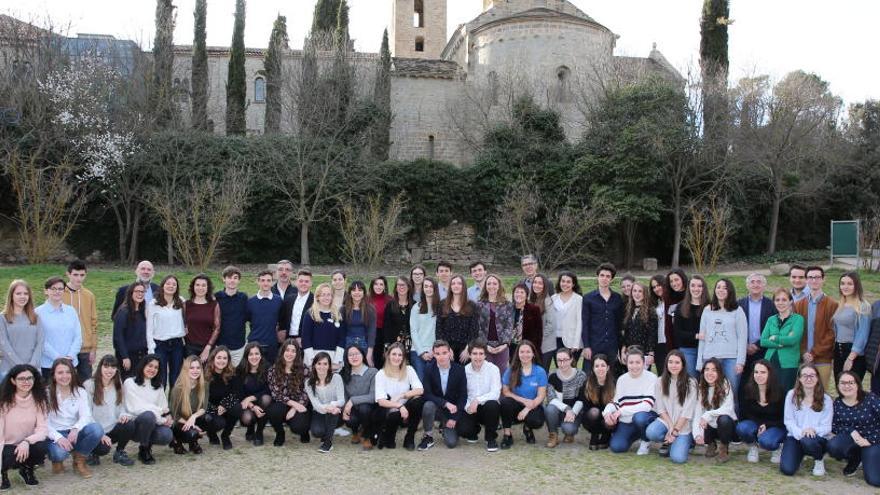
[830,220,859,263]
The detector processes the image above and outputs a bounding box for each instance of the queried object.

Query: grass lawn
[0,265,878,493]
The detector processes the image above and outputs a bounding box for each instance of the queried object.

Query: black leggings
[240,394,273,432]
[1,441,48,470]
[581,406,611,435]
[703,414,736,445]
[172,421,202,443]
[202,404,243,438]
[456,400,501,441]
[267,402,311,440]
[93,421,137,455]
[346,402,377,439]
[372,397,424,443]
[500,396,545,430]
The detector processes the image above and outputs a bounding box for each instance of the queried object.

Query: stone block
[642,258,658,272]
[770,263,791,276]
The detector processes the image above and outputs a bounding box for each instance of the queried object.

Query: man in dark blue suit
[419,340,468,450]
[738,273,777,403]
[112,260,161,318]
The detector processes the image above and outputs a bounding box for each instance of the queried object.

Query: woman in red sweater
[368,277,393,369]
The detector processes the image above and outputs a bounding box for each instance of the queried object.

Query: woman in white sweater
[645,350,697,463]
[374,342,424,450]
[146,275,186,390]
[697,278,748,397]
[692,357,737,463]
[780,364,834,477]
[45,358,103,478]
[83,355,135,466]
[306,352,346,453]
[603,346,658,454]
[549,272,583,364]
[122,355,173,465]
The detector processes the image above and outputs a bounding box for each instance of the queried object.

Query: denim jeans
[409,351,433,383]
[780,435,828,476]
[47,422,104,462]
[828,434,880,487]
[153,337,184,389]
[735,420,786,450]
[679,347,698,378]
[716,358,741,399]
[645,419,693,464]
[544,404,581,436]
[609,411,657,453]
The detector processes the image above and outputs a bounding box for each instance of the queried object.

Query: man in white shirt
[281,269,314,345]
[457,339,502,452]
[436,261,452,300]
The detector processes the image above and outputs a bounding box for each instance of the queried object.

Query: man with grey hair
[737,272,776,404]
[271,259,294,301]
[519,255,554,296]
[112,260,160,317]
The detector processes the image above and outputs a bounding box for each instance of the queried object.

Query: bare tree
[149,167,251,269]
[492,179,615,271]
[2,149,86,262]
[730,71,842,254]
[683,195,735,274]
[339,193,408,270]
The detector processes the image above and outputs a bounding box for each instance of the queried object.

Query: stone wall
[390,0,447,59]
[388,222,494,265]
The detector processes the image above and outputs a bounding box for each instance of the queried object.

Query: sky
[2,0,877,106]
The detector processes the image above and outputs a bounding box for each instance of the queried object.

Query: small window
[415,36,425,52]
[428,135,435,160]
[254,77,266,103]
[414,0,424,28]
[487,71,499,105]
[180,78,189,103]
[556,66,571,103]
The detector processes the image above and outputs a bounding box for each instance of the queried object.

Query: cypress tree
[264,15,288,134]
[191,0,208,130]
[334,0,349,50]
[311,0,341,34]
[700,0,731,160]
[371,29,392,160]
[151,0,177,128]
[225,0,247,135]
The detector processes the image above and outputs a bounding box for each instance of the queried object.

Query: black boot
[18,466,38,486]
[207,431,220,445]
[253,426,265,446]
[273,428,285,447]
[138,446,155,465]
[1,470,10,490]
[245,424,255,441]
[170,438,187,455]
[188,439,203,455]
[221,433,232,450]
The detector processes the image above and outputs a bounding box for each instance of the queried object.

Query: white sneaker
[812,458,826,476]
[637,440,651,455]
[746,445,759,463]
[334,427,351,437]
[771,447,782,464]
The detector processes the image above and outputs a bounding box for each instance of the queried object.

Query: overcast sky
[3,0,877,106]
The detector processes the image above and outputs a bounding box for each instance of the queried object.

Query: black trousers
[202,404,243,438]
[172,421,201,443]
[582,406,611,436]
[132,412,173,448]
[702,414,736,445]
[266,402,311,441]
[1,441,48,470]
[117,350,148,381]
[834,342,867,381]
[499,396,545,430]
[93,421,137,455]
[456,400,500,441]
[310,412,340,442]
[372,397,424,443]
[346,402,377,439]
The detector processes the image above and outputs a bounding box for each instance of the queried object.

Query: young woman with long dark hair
[368,277,393,369]
[340,345,378,450]
[266,340,310,446]
[0,364,49,488]
[697,279,748,396]
[645,350,696,463]
[384,276,414,354]
[500,340,547,449]
[692,358,737,463]
[828,370,880,485]
[122,355,174,464]
[342,281,376,366]
[581,354,616,450]
[673,276,708,378]
[183,274,220,364]
[736,360,786,464]
[604,347,657,455]
[529,275,556,371]
[409,278,439,382]
[236,342,272,446]
[112,282,148,380]
[780,364,834,477]
[306,352,345,453]
[45,358,103,478]
[83,355,135,466]
[621,282,658,373]
[436,275,479,364]
[477,274,514,374]
[203,346,241,450]
[649,275,669,374]
[511,283,543,363]
[549,272,583,366]
[544,348,586,447]
[146,275,186,389]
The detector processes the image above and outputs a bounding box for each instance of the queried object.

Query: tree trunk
[112,204,126,263]
[127,209,141,264]
[167,232,174,265]
[300,221,310,265]
[624,219,636,268]
[672,202,682,268]
[767,189,782,255]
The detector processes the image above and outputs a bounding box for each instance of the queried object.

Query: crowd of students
[1,257,879,489]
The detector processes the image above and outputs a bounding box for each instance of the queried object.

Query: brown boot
[705,441,718,458]
[361,438,373,451]
[563,434,575,444]
[546,432,559,448]
[717,443,730,463]
[351,432,362,444]
[72,453,93,479]
[52,462,65,474]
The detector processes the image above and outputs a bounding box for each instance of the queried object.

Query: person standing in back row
[62,260,98,380]
[112,261,159,318]
[582,264,624,372]
[794,266,837,391]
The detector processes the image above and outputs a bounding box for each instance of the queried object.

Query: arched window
[556,66,571,103]
[487,71,499,105]
[415,36,425,52]
[254,77,266,103]
[427,135,435,160]
[414,0,425,28]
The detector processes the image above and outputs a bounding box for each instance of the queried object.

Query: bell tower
[390,0,447,59]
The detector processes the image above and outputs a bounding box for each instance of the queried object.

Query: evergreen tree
[370,29,392,160]
[264,15,288,134]
[225,0,247,135]
[334,0,349,50]
[700,0,731,161]
[151,0,177,128]
[191,0,208,130]
[311,0,341,34]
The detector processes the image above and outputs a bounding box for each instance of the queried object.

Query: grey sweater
[0,313,44,374]
[343,365,378,406]
[697,307,748,368]
[306,373,346,414]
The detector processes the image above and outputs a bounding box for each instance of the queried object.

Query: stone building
[170,0,682,166]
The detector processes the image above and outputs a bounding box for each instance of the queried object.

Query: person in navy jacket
[419,340,468,450]
[739,273,777,405]
[581,263,624,372]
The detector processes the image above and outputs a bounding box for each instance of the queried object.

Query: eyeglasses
[15,376,35,382]
[557,358,571,363]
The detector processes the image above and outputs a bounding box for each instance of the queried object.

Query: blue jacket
[215,290,249,349]
[422,361,468,421]
[581,290,624,353]
[738,296,777,345]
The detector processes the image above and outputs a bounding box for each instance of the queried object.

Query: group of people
[1,257,880,489]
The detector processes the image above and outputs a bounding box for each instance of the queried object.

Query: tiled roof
[391,57,460,79]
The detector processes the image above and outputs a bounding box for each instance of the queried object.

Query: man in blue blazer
[419,340,468,450]
[112,260,161,318]
[738,273,777,404]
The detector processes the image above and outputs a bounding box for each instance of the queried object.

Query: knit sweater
[622,309,658,355]
[343,365,378,406]
[83,379,130,434]
[653,377,698,434]
[760,313,805,368]
[436,308,479,347]
[409,308,436,356]
[697,307,748,369]
[306,374,346,414]
[122,378,169,424]
[547,368,587,414]
[0,313,43,374]
[63,285,98,353]
[0,394,48,446]
[603,371,658,424]
[692,383,737,439]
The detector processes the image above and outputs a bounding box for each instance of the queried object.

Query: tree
[683,194,735,274]
[311,0,341,35]
[264,15,288,134]
[225,0,247,135]
[730,71,842,254]
[339,193,408,270]
[700,0,731,161]
[369,29,392,160]
[825,100,880,218]
[151,0,177,128]
[191,0,208,130]
[334,0,349,49]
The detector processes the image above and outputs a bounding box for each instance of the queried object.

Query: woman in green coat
[760,288,804,391]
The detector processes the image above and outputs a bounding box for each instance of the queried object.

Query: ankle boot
[546,432,559,448]
[1,470,10,490]
[705,440,718,458]
[245,424,255,441]
[717,443,730,463]
[51,461,65,474]
[72,453,92,479]
[188,439,203,455]
[18,466,38,486]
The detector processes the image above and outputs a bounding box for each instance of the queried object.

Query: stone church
[172,0,681,166]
